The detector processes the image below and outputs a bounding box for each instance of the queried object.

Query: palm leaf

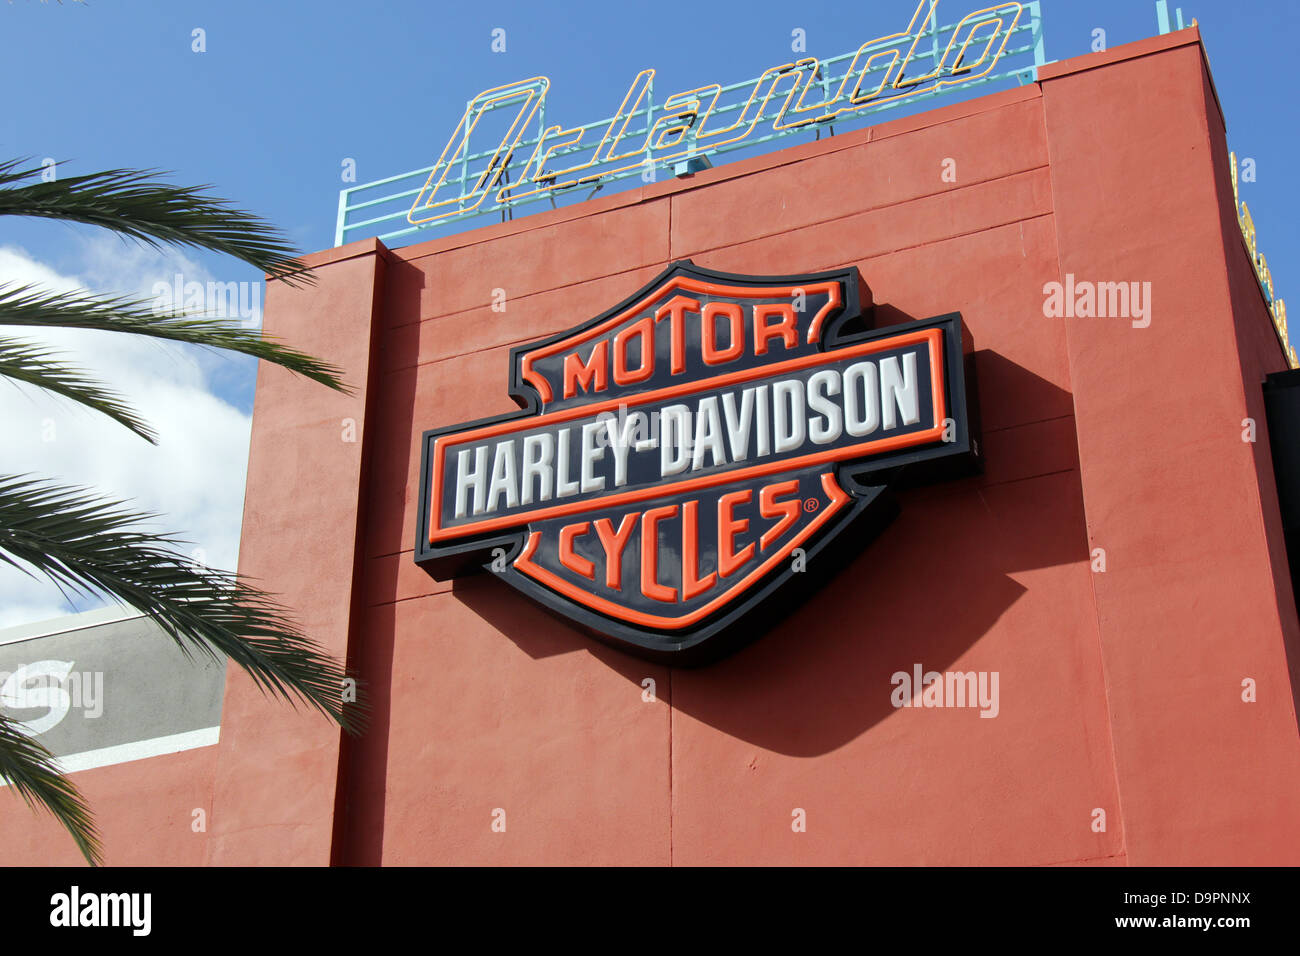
[0,159,313,286]
[0,283,349,393]
[0,334,157,442]
[0,476,368,735]
[0,155,356,865]
[0,712,102,866]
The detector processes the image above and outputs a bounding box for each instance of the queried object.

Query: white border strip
[0,726,221,787]
[0,607,146,648]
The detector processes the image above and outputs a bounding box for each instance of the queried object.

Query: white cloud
[0,243,256,629]
[0,600,77,632]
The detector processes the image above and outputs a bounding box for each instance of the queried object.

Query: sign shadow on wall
[344,286,1089,864]
[449,345,1090,755]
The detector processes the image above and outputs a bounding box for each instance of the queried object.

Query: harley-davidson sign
[415,261,978,664]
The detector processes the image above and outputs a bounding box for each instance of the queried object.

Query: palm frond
[1,153,356,866]
[0,283,349,393]
[0,712,102,866]
[0,476,368,735]
[0,334,157,442]
[0,160,314,286]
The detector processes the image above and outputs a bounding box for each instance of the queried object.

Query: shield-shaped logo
[415,261,979,664]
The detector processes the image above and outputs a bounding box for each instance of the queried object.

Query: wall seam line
[1036,72,1131,866]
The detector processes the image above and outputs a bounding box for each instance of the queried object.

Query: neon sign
[406,1,1032,229]
[1230,150,1295,368]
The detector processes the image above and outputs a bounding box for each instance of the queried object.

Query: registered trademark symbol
[803,498,819,513]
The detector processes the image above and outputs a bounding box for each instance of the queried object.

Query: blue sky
[0,0,1296,625]
[5,1,1296,294]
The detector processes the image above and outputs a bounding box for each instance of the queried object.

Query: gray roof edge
[0,606,147,648]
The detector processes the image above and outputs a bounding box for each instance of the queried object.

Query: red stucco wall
[6,27,1296,866]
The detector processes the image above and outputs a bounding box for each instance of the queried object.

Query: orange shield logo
[416,261,978,663]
